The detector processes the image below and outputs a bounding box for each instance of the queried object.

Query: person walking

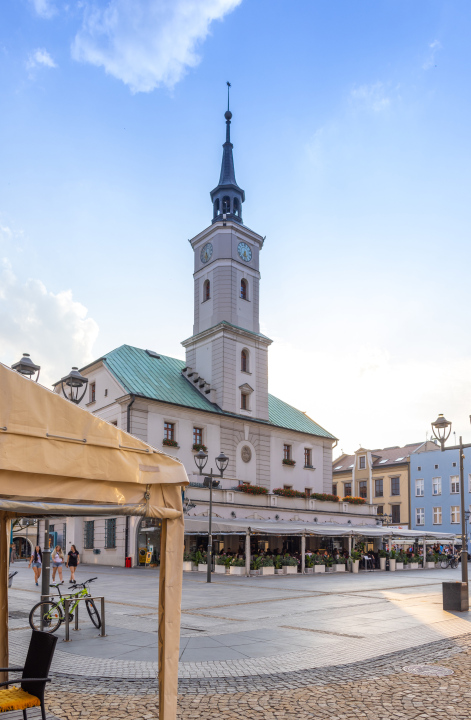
[66,545,80,582]
[51,545,65,582]
[28,545,42,586]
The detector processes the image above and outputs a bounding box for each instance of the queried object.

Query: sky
[1,0,471,455]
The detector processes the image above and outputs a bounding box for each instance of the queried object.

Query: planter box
[282,565,298,574]
[351,560,359,574]
[396,562,404,570]
[215,565,227,574]
[198,563,208,572]
[425,562,435,569]
[305,567,314,574]
[314,565,325,573]
[182,561,194,572]
[275,568,284,574]
[260,566,275,575]
[410,562,419,570]
[333,564,346,572]
[250,570,260,576]
[230,566,246,575]
[389,559,396,571]
[379,557,386,571]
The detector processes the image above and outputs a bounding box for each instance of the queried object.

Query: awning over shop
[0,362,188,720]
[184,516,456,541]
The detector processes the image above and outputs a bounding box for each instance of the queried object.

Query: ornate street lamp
[193,449,230,584]
[11,353,40,382]
[60,367,88,404]
[431,413,469,606]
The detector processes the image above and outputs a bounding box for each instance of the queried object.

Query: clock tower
[182,102,271,421]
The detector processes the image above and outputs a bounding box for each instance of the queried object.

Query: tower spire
[210,82,245,224]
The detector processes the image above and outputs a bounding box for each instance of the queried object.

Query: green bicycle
[29,577,101,633]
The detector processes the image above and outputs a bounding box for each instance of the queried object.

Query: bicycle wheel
[451,559,459,569]
[29,601,63,633]
[440,560,448,569]
[85,598,101,628]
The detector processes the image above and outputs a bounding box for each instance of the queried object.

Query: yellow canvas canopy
[0,362,188,719]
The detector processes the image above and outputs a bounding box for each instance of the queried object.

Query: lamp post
[431,414,469,610]
[60,367,88,404]
[11,353,40,382]
[194,450,229,583]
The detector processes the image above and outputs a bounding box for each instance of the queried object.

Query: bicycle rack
[62,596,106,642]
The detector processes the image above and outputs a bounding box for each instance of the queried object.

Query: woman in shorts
[52,545,65,582]
[67,545,80,583]
[28,545,42,586]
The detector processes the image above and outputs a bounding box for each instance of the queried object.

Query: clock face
[200,243,213,264]
[237,242,252,262]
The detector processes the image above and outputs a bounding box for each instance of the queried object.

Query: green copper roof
[102,345,335,440]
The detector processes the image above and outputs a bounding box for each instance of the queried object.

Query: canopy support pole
[301,534,306,574]
[245,531,250,577]
[0,513,10,683]
[423,538,426,568]
[348,535,352,571]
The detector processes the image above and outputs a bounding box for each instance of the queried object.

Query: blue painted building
[410,446,469,550]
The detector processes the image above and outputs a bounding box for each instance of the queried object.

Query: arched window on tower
[222,196,231,214]
[203,279,210,302]
[233,198,240,217]
[240,278,248,300]
[213,199,220,218]
[241,349,249,373]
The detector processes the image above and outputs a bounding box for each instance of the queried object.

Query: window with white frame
[450,476,460,494]
[415,478,424,496]
[358,456,366,469]
[433,507,442,525]
[432,477,441,495]
[451,506,460,524]
[416,508,425,525]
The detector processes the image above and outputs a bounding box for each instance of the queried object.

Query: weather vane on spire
[227,81,231,112]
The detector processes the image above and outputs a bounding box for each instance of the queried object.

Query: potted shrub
[192,443,208,453]
[305,554,314,574]
[410,554,419,570]
[259,556,275,575]
[313,554,326,573]
[183,551,194,572]
[282,458,296,467]
[379,549,389,571]
[395,552,404,570]
[281,555,298,574]
[194,550,208,572]
[230,557,246,575]
[425,553,436,569]
[162,438,179,448]
[389,549,397,571]
[273,555,284,574]
[215,556,231,574]
[324,556,333,572]
[250,556,261,576]
[350,550,361,574]
[333,556,346,572]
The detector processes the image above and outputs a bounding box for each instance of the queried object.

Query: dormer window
[240,278,248,300]
[203,279,210,302]
[358,456,366,469]
[222,196,230,214]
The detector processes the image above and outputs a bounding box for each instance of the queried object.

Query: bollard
[100,596,106,637]
[63,598,70,642]
[74,602,79,631]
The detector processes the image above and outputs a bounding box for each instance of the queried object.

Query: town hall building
[53,104,378,566]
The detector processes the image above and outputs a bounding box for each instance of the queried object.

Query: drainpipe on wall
[124,395,135,564]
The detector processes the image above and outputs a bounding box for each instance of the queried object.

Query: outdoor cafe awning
[0,362,188,720]
[184,516,456,541]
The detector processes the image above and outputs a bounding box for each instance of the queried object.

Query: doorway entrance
[136,518,162,567]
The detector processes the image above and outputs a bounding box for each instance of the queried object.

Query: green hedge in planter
[231,558,245,567]
[236,484,268,495]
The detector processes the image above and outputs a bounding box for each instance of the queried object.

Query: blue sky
[1,0,471,452]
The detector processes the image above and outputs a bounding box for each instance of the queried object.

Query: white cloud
[71,0,242,93]
[423,39,442,70]
[29,0,56,19]
[26,48,57,70]
[350,82,391,112]
[0,259,99,389]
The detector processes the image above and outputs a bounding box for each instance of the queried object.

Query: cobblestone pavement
[43,633,471,719]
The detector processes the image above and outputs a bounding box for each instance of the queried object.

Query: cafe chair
[0,630,57,719]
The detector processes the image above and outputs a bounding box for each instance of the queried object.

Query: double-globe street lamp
[431,414,469,610]
[193,449,229,583]
[11,354,89,612]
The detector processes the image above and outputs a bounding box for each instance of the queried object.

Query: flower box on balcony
[282,459,296,467]
[192,443,208,452]
[162,439,179,448]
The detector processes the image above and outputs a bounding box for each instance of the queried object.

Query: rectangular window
[451,506,460,524]
[90,382,96,403]
[305,488,312,497]
[376,505,384,516]
[193,427,203,446]
[417,466,422,471]
[344,482,352,497]
[450,476,460,494]
[434,464,439,470]
[304,448,312,467]
[391,505,400,524]
[164,422,175,441]
[452,462,457,468]
[416,507,425,525]
[332,483,337,496]
[375,478,383,497]
[359,481,367,499]
[359,456,366,469]
[433,507,442,525]
[105,518,117,549]
[241,393,248,410]
[283,444,292,461]
[84,520,94,549]
[283,484,293,490]
[391,477,400,496]
[415,478,424,497]
[432,477,441,495]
